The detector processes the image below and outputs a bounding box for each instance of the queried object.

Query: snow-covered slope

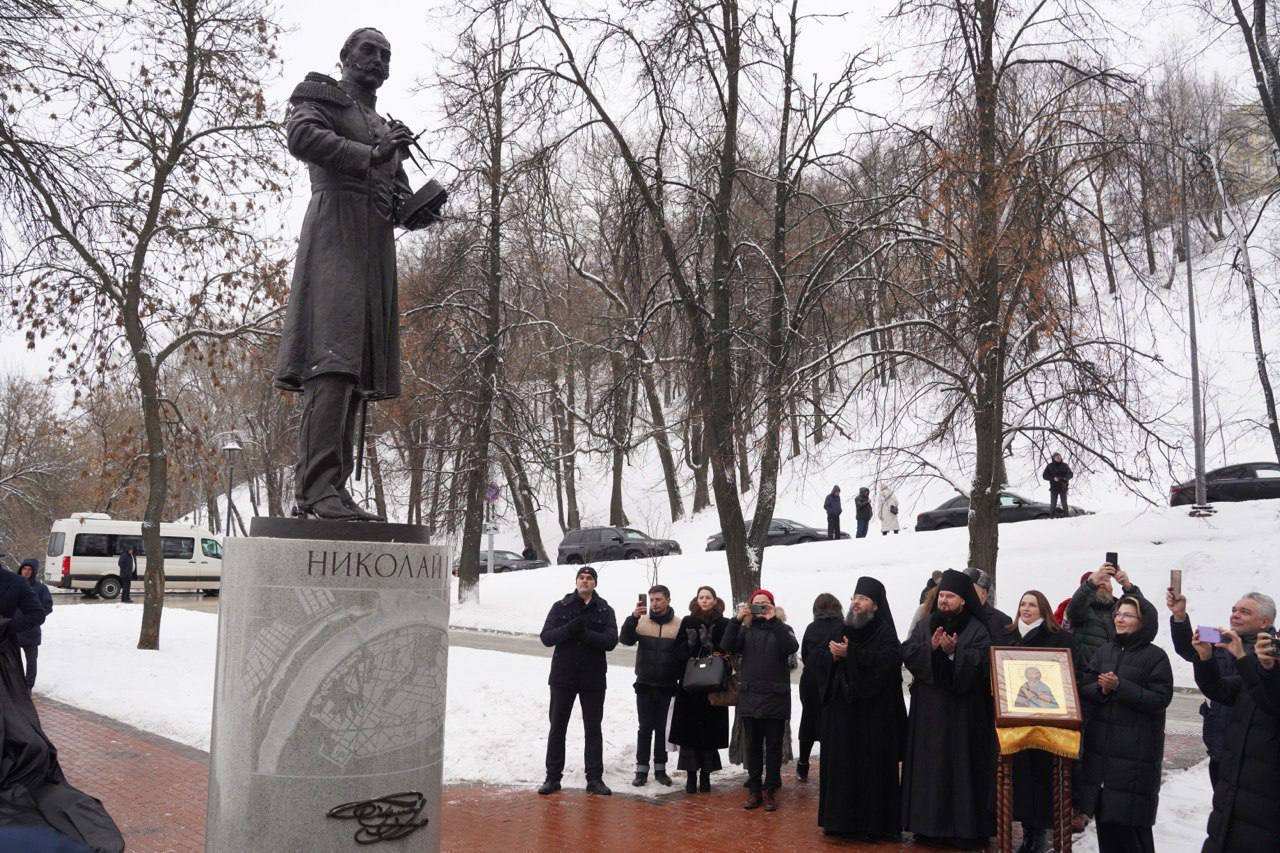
[454,500,1280,690]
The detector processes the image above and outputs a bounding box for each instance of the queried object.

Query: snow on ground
[1073,761,1213,853]
[36,604,766,795]
[453,500,1280,689]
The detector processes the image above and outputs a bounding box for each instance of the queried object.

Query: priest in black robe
[900,568,996,847]
[818,576,906,841]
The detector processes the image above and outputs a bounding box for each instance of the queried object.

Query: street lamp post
[1181,138,1214,518]
[221,436,243,537]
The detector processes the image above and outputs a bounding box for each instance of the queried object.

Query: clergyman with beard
[900,568,997,847]
[818,576,906,842]
[274,27,440,520]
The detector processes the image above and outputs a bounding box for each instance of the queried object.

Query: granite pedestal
[206,519,449,852]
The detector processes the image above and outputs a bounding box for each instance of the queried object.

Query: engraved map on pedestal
[243,587,448,776]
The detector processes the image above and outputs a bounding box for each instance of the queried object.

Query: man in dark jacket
[117,547,135,603]
[819,576,906,841]
[16,560,52,690]
[965,568,1012,639]
[722,589,799,811]
[1078,595,1172,853]
[1067,563,1141,686]
[1166,588,1274,787]
[900,569,996,846]
[823,486,842,540]
[618,584,682,787]
[273,28,439,520]
[1185,597,1280,853]
[537,565,618,796]
[854,487,873,538]
[1042,453,1073,516]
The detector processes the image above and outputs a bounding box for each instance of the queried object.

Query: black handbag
[682,654,728,693]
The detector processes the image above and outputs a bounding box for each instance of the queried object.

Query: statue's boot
[296,494,364,521]
[339,490,385,522]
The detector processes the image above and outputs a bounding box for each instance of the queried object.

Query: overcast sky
[0,0,1244,384]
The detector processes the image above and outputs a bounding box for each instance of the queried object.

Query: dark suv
[557,527,682,564]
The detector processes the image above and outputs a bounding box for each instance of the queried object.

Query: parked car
[46,512,223,599]
[556,526,682,564]
[1170,461,1280,505]
[450,550,549,576]
[704,517,848,551]
[914,491,1085,531]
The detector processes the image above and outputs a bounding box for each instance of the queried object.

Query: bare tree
[0,0,288,647]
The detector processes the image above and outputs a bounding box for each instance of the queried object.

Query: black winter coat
[901,609,996,840]
[539,592,619,691]
[1170,617,1236,762]
[798,614,846,744]
[1077,596,1173,827]
[0,569,45,647]
[978,602,1013,641]
[854,493,873,522]
[1067,580,1143,683]
[670,612,730,750]
[1042,460,1072,489]
[1001,620,1076,830]
[1198,652,1280,853]
[14,577,52,647]
[117,552,135,578]
[721,616,798,720]
[823,492,842,516]
[619,607,682,689]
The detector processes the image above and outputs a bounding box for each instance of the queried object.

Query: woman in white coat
[878,484,900,534]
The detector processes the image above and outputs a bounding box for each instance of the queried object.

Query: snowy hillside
[453,500,1280,690]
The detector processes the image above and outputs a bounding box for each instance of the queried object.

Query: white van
[45,513,223,599]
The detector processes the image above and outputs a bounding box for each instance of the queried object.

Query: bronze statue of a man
[274,28,442,520]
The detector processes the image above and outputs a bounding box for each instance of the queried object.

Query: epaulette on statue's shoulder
[289,72,353,107]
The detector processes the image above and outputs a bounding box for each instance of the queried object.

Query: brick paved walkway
[32,695,1210,852]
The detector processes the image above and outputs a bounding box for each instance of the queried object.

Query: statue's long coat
[274,73,424,401]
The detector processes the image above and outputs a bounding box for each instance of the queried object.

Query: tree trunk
[810,374,825,444]
[608,354,630,526]
[205,482,221,536]
[1209,157,1280,462]
[501,446,547,561]
[966,0,1005,591]
[558,360,581,529]
[132,351,167,650]
[639,362,685,521]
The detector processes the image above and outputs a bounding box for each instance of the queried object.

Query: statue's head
[340,27,391,91]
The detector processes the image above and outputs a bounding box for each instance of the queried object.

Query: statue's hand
[372,123,415,165]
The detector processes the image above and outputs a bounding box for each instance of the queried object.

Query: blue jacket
[823,492,842,515]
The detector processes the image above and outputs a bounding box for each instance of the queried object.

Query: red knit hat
[750,588,775,605]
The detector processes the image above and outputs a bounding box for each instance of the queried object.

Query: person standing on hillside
[537,565,619,796]
[854,487,873,538]
[117,547,136,603]
[823,486,842,540]
[878,484,900,535]
[1042,453,1073,516]
[16,560,52,690]
[618,584,682,788]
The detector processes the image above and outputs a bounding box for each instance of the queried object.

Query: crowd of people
[537,562,1280,853]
